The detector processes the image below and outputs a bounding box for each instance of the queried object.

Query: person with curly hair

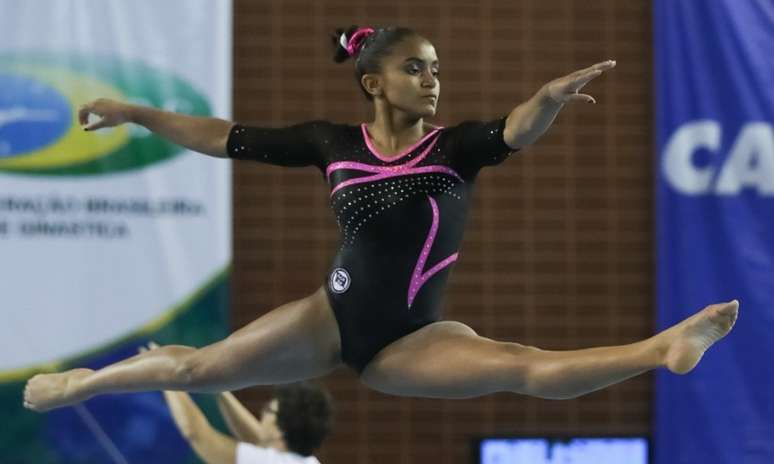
[24,25,738,411]
[163,381,332,464]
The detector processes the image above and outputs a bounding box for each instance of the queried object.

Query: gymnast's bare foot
[24,368,95,412]
[661,300,739,374]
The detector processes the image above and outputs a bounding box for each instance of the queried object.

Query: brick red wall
[231,1,653,463]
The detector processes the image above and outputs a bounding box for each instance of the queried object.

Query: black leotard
[228,118,515,372]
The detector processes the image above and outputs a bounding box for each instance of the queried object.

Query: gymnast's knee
[165,346,220,392]
[495,342,571,398]
[502,345,584,400]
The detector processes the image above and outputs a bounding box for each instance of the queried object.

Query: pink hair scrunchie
[341,27,375,57]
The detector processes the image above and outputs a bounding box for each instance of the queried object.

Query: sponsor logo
[662,121,774,195]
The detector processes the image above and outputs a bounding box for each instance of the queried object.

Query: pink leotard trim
[407,195,458,308]
[361,124,442,162]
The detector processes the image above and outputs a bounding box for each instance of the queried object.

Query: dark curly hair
[274,382,334,457]
[331,25,423,100]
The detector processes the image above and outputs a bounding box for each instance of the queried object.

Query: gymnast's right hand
[78,98,132,131]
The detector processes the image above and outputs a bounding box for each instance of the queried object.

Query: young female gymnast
[24,26,738,411]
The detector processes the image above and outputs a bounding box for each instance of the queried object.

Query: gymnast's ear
[361,73,383,98]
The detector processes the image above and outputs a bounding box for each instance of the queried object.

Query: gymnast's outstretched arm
[502,60,616,150]
[78,98,233,158]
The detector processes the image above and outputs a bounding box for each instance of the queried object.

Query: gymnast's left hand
[542,60,616,105]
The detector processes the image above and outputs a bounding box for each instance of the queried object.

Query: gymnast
[24,26,738,411]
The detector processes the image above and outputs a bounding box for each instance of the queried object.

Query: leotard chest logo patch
[329,268,351,294]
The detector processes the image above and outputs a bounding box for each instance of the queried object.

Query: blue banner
[655,1,774,463]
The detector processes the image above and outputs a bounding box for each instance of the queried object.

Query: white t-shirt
[236,442,321,464]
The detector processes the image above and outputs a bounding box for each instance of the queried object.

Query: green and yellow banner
[0,1,232,462]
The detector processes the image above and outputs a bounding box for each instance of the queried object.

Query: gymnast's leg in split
[25,296,738,409]
[360,300,739,400]
[23,287,342,411]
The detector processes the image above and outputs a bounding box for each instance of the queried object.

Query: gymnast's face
[365,36,440,118]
